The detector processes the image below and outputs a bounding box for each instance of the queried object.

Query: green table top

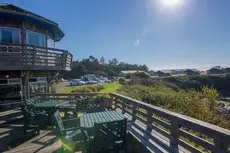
[80,111,124,129]
[34,100,68,109]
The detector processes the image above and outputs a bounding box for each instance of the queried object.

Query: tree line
[63,56,148,79]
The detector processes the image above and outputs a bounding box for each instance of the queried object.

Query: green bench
[54,110,83,153]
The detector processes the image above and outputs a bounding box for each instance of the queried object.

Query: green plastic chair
[21,103,48,134]
[84,119,127,153]
[54,110,83,153]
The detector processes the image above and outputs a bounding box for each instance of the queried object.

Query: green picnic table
[80,111,126,152]
[80,110,124,129]
[34,100,69,127]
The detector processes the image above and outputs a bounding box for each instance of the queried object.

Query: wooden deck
[0,108,150,153]
[0,108,23,125]
[4,131,61,153]
[0,109,82,153]
[3,92,230,153]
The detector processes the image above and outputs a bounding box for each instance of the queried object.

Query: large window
[26,30,45,47]
[0,27,20,43]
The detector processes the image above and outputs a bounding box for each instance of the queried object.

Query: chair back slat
[54,110,64,131]
[21,104,36,117]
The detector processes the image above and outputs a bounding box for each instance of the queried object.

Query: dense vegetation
[63,56,148,79]
[126,74,230,96]
[118,76,230,129]
[60,82,120,93]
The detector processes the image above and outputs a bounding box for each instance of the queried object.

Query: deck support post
[47,77,52,93]
[169,120,180,153]
[21,70,29,101]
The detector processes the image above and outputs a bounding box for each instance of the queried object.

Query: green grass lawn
[59,82,121,93]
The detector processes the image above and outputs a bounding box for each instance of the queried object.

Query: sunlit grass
[99,82,121,93]
[59,82,121,93]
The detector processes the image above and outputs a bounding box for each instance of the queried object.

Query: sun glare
[162,0,183,7]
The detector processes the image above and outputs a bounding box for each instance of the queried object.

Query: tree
[156,71,170,77]
[224,68,230,73]
[63,56,150,78]
[207,68,224,74]
[100,57,106,65]
[111,58,119,66]
[89,55,96,62]
[185,69,198,76]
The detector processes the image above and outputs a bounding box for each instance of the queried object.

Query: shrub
[119,78,126,85]
[117,84,230,129]
[51,83,56,93]
[71,84,105,93]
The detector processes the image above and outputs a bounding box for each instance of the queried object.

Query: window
[8,79,21,84]
[26,30,45,47]
[0,27,20,43]
[47,38,55,48]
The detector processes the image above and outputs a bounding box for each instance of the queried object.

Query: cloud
[134,39,140,47]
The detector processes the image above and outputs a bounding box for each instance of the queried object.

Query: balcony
[0,43,72,71]
[0,93,230,153]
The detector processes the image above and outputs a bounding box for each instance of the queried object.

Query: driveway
[55,81,68,93]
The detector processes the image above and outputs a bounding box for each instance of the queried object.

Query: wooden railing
[32,92,230,153]
[34,93,98,101]
[109,93,230,153]
[0,43,72,71]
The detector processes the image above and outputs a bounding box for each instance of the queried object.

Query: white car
[87,80,98,84]
[69,79,86,86]
[59,78,66,82]
[101,77,111,83]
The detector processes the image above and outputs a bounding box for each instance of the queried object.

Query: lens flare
[162,0,183,7]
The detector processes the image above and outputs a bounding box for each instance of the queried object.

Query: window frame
[26,30,46,47]
[0,26,21,44]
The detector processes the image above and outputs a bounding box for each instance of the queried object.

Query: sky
[2,0,230,70]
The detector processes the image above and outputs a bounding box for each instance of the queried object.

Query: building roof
[0,4,64,41]
[120,70,142,74]
[120,70,149,75]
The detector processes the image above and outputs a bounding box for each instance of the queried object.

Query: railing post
[131,103,137,121]
[121,98,126,114]
[213,136,228,153]
[169,120,180,153]
[62,51,68,70]
[147,109,153,132]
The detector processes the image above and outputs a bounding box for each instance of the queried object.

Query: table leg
[48,111,54,129]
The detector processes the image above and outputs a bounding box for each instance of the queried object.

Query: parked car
[87,80,98,84]
[69,79,86,86]
[95,78,105,84]
[108,76,118,82]
[101,77,111,83]
[60,78,66,82]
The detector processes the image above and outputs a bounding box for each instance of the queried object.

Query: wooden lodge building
[0,4,72,107]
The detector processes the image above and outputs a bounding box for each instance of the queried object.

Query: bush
[117,84,230,129]
[71,84,105,93]
[51,83,56,93]
[119,78,126,85]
